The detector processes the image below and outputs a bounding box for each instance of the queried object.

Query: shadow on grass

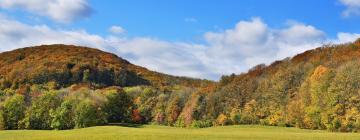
[107,123,145,128]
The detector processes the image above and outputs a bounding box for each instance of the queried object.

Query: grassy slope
[0,125,359,140]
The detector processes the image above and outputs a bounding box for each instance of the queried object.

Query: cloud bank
[0,16,359,80]
[339,0,360,17]
[0,0,92,23]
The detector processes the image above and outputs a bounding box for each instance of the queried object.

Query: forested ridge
[1,39,360,132]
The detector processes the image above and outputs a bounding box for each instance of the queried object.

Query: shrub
[190,120,213,128]
[304,106,323,129]
[131,109,143,123]
[331,118,341,131]
[240,114,252,124]
[230,108,241,125]
[216,114,230,126]
[267,111,287,127]
[174,115,185,128]
[153,112,165,125]
[259,119,269,126]
[354,118,360,132]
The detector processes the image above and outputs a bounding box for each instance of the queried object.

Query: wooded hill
[1,39,360,132]
[213,38,360,131]
[0,45,211,89]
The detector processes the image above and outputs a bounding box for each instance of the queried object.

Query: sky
[0,0,360,80]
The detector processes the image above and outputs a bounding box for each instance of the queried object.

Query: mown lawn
[0,125,359,140]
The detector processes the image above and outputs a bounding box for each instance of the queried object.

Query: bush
[174,115,185,128]
[331,118,341,131]
[354,118,360,132]
[190,120,213,128]
[259,119,269,126]
[2,95,26,129]
[74,100,107,128]
[304,107,323,129]
[153,112,165,125]
[216,114,230,126]
[267,111,287,127]
[131,109,143,123]
[230,108,241,125]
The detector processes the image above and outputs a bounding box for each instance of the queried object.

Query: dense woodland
[1,40,360,132]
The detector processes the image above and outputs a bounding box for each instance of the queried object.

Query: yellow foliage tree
[216,113,228,126]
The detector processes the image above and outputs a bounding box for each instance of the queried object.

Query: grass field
[0,125,360,140]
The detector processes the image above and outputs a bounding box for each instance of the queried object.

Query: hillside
[212,38,360,131]
[1,40,360,132]
[0,44,210,90]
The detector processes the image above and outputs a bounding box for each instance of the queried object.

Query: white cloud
[109,26,126,34]
[276,23,325,45]
[0,0,92,23]
[203,18,326,74]
[339,0,360,17]
[0,16,107,51]
[335,32,360,43]
[205,18,268,47]
[0,16,359,80]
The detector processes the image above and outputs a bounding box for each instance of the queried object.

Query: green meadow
[0,125,359,140]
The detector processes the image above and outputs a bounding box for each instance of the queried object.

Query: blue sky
[82,0,356,41]
[5,0,358,41]
[0,0,360,80]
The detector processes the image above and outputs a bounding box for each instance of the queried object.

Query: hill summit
[0,44,206,90]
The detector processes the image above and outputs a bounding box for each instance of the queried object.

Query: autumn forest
[1,39,360,132]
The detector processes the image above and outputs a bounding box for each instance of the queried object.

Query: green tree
[2,95,26,130]
[50,100,75,130]
[103,88,132,123]
[75,100,107,128]
[23,92,62,129]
